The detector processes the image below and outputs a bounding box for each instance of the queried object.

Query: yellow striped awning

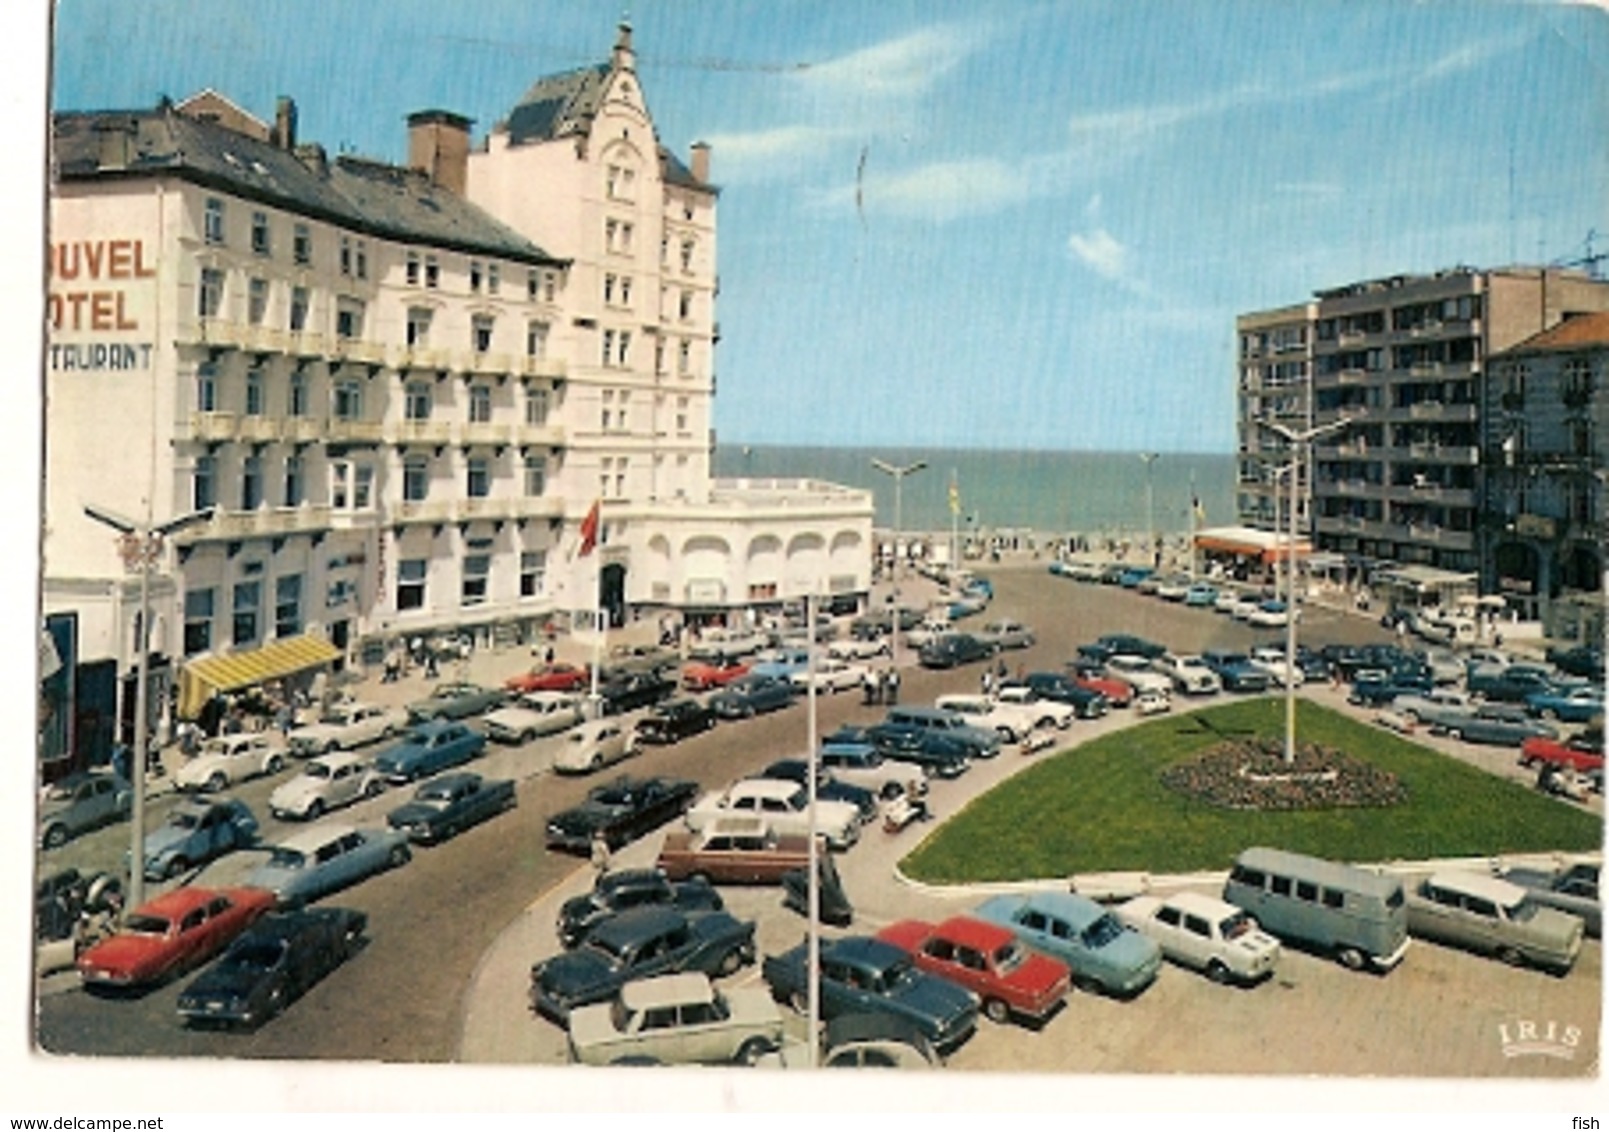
[178,635,342,718]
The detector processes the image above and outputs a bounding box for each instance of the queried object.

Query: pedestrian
[886,667,900,706]
[176,719,200,758]
[424,646,440,679]
[110,741,131,783]
[274,700,294,738]
[861,669,876,706]
[589,830,612,877]
[997,658,1008,681]
[545,644,556,666]
[981,669,993,696]
[382,646,400,684]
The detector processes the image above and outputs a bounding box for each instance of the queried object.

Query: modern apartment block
[1235,303,1314,534]
[1236,266,1609,588]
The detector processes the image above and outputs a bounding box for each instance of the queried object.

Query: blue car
[748,647,813,682]
[247,823,412,906]
[1117,567,1154,589]
[1183,583,1219,607]
[975,891,1161,997]
[139,798,259,882]
[1526,686,1605,724]
[1200,649,1273,693]
[373,720,486,785]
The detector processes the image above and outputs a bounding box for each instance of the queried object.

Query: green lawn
[900,698,1604,884]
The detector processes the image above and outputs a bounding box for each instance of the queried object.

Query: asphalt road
[33,563,1594,1069]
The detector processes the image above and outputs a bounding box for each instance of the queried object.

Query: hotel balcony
[191,318,281,353]
[282,417,326,444]
[236,416,281,444]
[461,421,516,447]
[520,355,567,380]
[391,499,458,525]
[326,418,385,444]
[399,346,451,372]
[328,337,388,367]
[394,420,457,446]
[189,411,238,442]
[465,350,515,377]
[510,496,566,521]
[1404,525,1475,551]
[186,503,333,541]
[514,423,566,448]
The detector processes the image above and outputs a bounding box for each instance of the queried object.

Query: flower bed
[1160,737,1407,811]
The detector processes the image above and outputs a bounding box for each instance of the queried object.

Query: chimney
[690,141,711,184]
[94,117,135,171]
[613,21,635,72]
[273,96,298,150]
[407,109,474,196]
[294,141,328,179]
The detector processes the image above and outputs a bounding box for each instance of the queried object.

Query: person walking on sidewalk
[886,666,900,706]
[589,831,612,877]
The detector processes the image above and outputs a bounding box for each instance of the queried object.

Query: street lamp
[1256,417,1352,765]
[803,586,822,1068]
[84,502,214,912]
[871,458,926,668]
[1139,453,1160,569]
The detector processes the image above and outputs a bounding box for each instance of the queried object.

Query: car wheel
[1205,960,1232,985]
[735,1037,770,1067]
[1497,946,1527,968]
[789,989,810,1014]
[307,799,325,820]
[206,771,228,792]
[266,755,284,775]
[165,856,190,880]
[521,730,535,744]
[388,845,411,869]
[1335,946,1367,972]
[982,997,1011,1025]
[1446,728,1463,742]
[363,780,382,799]
[324,740,339,755]
[589,754,603,771]
[42,824,68,850]
[717,947,744,977]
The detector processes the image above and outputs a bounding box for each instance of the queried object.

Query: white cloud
[699,125,851,183]
[1408,26,1536,88]
[796,24,981,100]
[1067,226,1129,282]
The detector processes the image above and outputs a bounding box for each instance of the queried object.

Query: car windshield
[266,848,306,869]
[992,941,1026,973]
[1081,913,1126,948]
[1220,912,1257,940]
[585,935,631,964]
[219,941,286,974]
[304,763,333,780]
[1506,898,1541,923]
[414,788,453,808]
[43,780,82,801]
[200,739,236,756]
[319,710,355,725]
[166,811,201,829]
[122,914,169,934]
[880,956,916,989]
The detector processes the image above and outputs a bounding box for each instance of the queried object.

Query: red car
[876,915,1071,1026]
[681,658,750,691]
[1519,729,1604,775]
[504,663,590,694]
[1074,673,1133,708]
[76,886,275,989]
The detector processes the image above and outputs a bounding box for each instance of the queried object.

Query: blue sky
[45,0,1609,453]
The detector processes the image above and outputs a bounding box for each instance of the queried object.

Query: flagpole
[1189,471,1199,582]
[949,470,960,575]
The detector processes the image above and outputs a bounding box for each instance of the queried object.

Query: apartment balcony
[465,350,515,377]
[191,504,333,540]
[1409,361,1443,377]
[189,411,238,442]
[1405,443,1479,466]
[394,420,456,446]
[458,496,516,522]
[328,337,388,367]
[1406,320,1445,338]
[326,418,385,444]
[520,355,568,380]
[236,416,281,444]
[391,499,457,525]
[1404,525,1475,551]
[1403,402,1478,422]
[509,496,567,521]
[282,417,327,445]
[514,423,566,448]
[1323,480,1378,497]
[399,346,451,372]
[461,421,516,447]
[1390,484,1476,508]
[1337,329,1369,346]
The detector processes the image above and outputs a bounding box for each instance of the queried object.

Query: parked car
[828,635,890,661]
[553,718,638,775]
[882,705,1003,758]
[789,657,868,695]
[1104,654,1173,698]
[1392,689,1475,729]
[863,724,972,779]
[816,737,930,798]
[175,906,367,1029]
[1348,671,1435,708]
[933,693,1040,744]
[174,733,288,793]
[140,798,259,882]
[1518,729,1604,779]
[385,771,515,844]
[503,662,590,695]
[530,906,758,1024]
[545,775,701,853]
[566,972,783,1067]
[993,684,1076,729]
[686,779,860,850]
[1133,689,1172,716]
[1223,846,1409,972]
[761,935,979,1054]
[1466,665,1566,704]
[760,759,879,821]
[681,657,751,691]
[709,674,796,719]
[1247,645,1305,688]
[1405,870,1584,973]
[875,916,1070,1026]
[1546,644,1604,680]
[77,886,275,990]
[268,751,384,821]
[1432,704,1557,747]
[974,891,1162,997]
[483,692,584,744]
[1228,593,1265,620]
[657,818,816,885]
[39,770,131,850]
[247,824,412,907]
[976,620,1035,651]
[1115,891,1282,985]
[1246,599,1298,628]
[372,720,486,785]
[1116,567,1154,589]
[1152,653,1222,696]
[597,670,678,716]
[1200,649,1273,693]
[1018,671,1109,719]
[1499,861,1601,938]
[1183,583,1220,608]
[633,698,716,745]
[686,627,765,660]
[557,868,724,949]
[819,1012,942,1069]
[917,632,995,669]
[404,681,506,723]
[286,702,407,757]
[748,646,814,682]
[1090,633,1167,660]
[1152,575,1192,602]
[1525,685,1605,724]
[36,867,121,943]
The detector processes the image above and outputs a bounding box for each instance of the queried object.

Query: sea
[711,445,1238,538]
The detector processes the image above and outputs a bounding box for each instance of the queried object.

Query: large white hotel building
[42,25,872,761]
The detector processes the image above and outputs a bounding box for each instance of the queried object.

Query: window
[244,369,264,416]
[399,306,430,349]
[487,263,499,295]
[241,454,263,510]
[354,464,373,509]
[283,453,304,507]
[461,554,490,606]
[678,290,693,321]
[189,456,217,515]
[678,339,691,375]
[403,455,430,502]
[250,211,270,256]
[470,260,485,292]
[676,397,689,434]
[617,330,631,368]
[397,559,427,611]
[275,574,302,637]
[526,320,549,358]
[196,366,218,413]
[247,277,268,324]
[333,380,362,421]
[527,270,540,301]
[603,274,616,304]
[354,240,366,279]
[339,236,352,276]
[601,330,615,368]
[183,588,214,656]
[204,197,225,244]
[288,371,308,417]
[198,268,224,318]
[232,580,261,646]
[468,384,492,423]
[1296,880,1318,903]
[335,297,364,339]
[472,314,494,353]
[289,285,308,332]
[466,456,489,498]
[526,388,550,425]
[1322,888,1345,910]
[654,339,666,376]
[524,454,546,496]
[680,239,695,273]
[406,252,420,286]
[425,255,439,289]
[1270,875,1292,897]
[292,223,311,266]
[405,381,432,420]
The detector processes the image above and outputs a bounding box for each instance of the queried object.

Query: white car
[1248,646,1306,688]
[1228,593,1264,620]
[934,693,1039,743]
[286,701,408,757]
[789,657,868,694]
[976,619,1035,650]
[815,748,929,798]
[1246,600,1299,628]
[174,733,287,793]
[1213,589,1244,614]
[567,973,783,1067]
[827,636,890,661]
[686,627,764,660]
[268,750,384,821]
[1105,654,1173,698]
[902,620,954,649]
[993,684,1075,729]
[1152,576,1192,602]
[1392,689,1473,725]
[552,719,637,775]
[685,779,860,850]
[1151,653,1222,696]
[484,692,584,743]
[1117,891,1282,985]
[1133,689,1172,716]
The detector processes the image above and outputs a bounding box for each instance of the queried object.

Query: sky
[42,0,1609,454]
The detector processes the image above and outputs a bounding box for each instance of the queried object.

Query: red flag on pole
[578,499,602,557]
